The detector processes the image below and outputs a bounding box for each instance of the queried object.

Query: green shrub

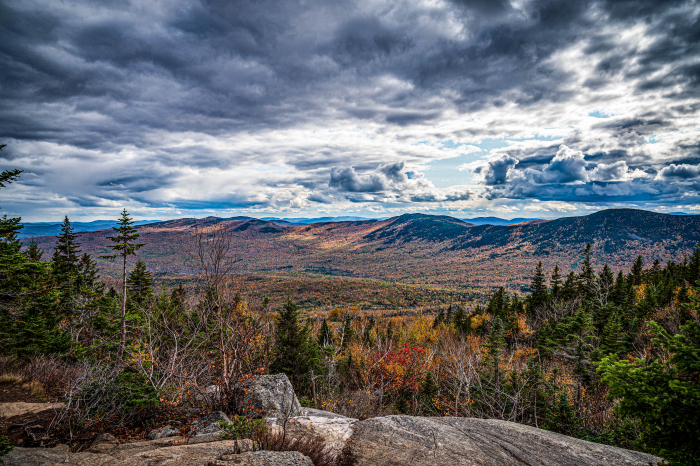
[218,416,267,440]
[0,435,13,456]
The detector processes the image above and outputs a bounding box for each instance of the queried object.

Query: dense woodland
[1,162,699,465]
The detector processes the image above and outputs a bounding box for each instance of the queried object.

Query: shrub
[253,428,339,466]
[219,416,267,441]
[0,435,13,456]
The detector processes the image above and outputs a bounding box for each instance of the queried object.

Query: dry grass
[0,373,27,385]
[21,380,46,400]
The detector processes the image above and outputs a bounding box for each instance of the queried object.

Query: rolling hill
[26,209,700,308]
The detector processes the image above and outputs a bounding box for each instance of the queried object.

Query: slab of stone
[208,451,313,466]
[239,374,301,418]
[267,411,357,456]
[192,411,231,435]
[113,440,262,466]
[86,432,119,453]
[148,425,180,440]
[0,402,64,418]
[2,447,115,466]
[342,415,662,466]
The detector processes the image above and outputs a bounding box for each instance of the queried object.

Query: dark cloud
[479,155,519,185]
[329,167,387,193]
[657,164,700,180]
[0,0,698,218]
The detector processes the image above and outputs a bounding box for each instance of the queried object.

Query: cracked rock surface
[342,415,661,466]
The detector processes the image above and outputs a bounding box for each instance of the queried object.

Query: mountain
[261,216,378,224]
[27,209,700,301]
[18,219,159,239]
[461,216,540,225]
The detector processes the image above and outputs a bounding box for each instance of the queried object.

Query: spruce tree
[102,209,145,371]
[550,265,562,299]
[630,255,644,286]
[23,238,43,261]
[127,259,154,305]
[578,243,595,301]
[340,315,355,349]
[52,216,81,316]
[527,261,548,316]
[270,300,319,392]
[318,319,333,347]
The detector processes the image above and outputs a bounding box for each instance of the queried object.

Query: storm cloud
[0,0,698,220]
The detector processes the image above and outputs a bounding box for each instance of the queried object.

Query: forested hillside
[28,209,700,305]
[1,170,699,464]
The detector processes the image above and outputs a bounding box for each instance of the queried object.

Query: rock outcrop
[342,415,660,466]
[239,374,301,418]
[3,443,308,466]
[148,425,180,440]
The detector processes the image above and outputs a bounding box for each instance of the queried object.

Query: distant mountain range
[17,220,158,239]
[27,209,700,296]
[19,215,541,238]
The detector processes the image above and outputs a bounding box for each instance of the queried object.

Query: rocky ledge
[2,374,662,466]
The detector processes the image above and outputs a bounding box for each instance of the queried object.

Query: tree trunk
[115,253,127,373]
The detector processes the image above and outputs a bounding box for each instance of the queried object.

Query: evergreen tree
[102,209,145,371]
[127,259,154,305]
[527,261,548,316]
[23,238,43,261]
[599,320,700,465]
[270,300,320,393]
[550,265,562,299]
[52,216,81,315]
[596,264,614,307]
[432,307,445,328]
[420,372,439,413]
[630,255,644,286]
[340,315,355,349]
[561,271,578,301]
[600,312,625,357]
[453,305,466,332]
[486,287,507,320]
[578,243,595,301]
[78,254,102,293]
[318,319,333,347]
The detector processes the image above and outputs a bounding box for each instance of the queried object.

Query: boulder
[267,410,357,456]
[192,411,231,435]
[340,415,661,466]
[239,374,301,418]
[86,432,119,453]
[148,425,180,440]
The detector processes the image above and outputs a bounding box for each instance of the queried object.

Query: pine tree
[630,255,644,286]
[78,254,102,293]
[527,261,548,316]
[550,265,562,299]
[432,308,445,328]
[420,372,439,413]
[578,243,595,301]
[23,238,43,261]
[340,315,355,349]
[561,271,578,301]
[318,319,333,347]
[102,209,145,371]
[453,305,466,332]
[600,312,625,357]
[270,300,320,392]
[52,216,81,316]
[127,259,154,305]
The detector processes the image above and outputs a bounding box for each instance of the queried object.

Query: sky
[1,0,699,222]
